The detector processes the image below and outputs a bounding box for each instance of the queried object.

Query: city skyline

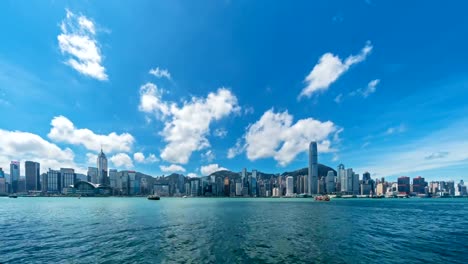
[1,1,468,182]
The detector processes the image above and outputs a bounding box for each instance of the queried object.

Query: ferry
[314,195,330,201]
[147,195,160,200]
[8,194,18,198]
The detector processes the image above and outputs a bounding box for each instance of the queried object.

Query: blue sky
[1,0,467,182]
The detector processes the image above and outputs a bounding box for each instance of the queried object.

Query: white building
[286,176,294,196]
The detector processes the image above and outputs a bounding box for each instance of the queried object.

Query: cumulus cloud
[109,153,134,169]
[0,129,79,174]
[48,115,135,153]
[57,9,107,80]
[138,85,240,164]
[86,153,97,166]
[149,67,171,80]
[133,152,159,163]
[187,173,198,178]
[299,41,373,98]
[138,82,170,117]
[229,109,338,166]
[200,164,228,176]
[160,164,186,173]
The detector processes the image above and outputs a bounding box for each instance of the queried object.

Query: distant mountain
[281,164,336,178]
[206,163,336,180]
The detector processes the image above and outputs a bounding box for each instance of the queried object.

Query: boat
[182,195,187,198]
[314,195,330,201]
[147,195,160,200]
[8,195,18,198]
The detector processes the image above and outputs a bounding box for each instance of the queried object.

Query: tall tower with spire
[97,148,108,186]
[308,141,318,195]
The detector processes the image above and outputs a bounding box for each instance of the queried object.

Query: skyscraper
[88,167,98,183]
[286,176,294,196]
[0,168,6,193]
[308,141,318,195]
[398,176,410,194]
[25,161,40,192]
[326,170,336,194]
[97,148,108,185]
[10,161,20,193]
[338,164,346,193]
[60,168,75,193]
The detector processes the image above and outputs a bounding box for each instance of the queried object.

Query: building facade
[308,141,318,195]
[25,161,40,192]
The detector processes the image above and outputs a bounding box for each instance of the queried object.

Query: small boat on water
[314,195,330,201]
[182,195,187,198]
[147,195,160,200]
[8,195,18,198]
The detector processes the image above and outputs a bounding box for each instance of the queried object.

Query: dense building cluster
[0,144,467,198]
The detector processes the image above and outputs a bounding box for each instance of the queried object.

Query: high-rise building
[97,148,108,185]
[326,170,336,194]
[87,167,98,184]
[25,161,40,192]
[352,173,360,195]
[398,176,410,194]
[308,141,318,195]
[223,177,230,196]
[45,169,61,193]
[235,182,242,196]
[0,168,6,194]
[412,176,426,194]
[286,176,294,196]
[10,161,20,193]
[60,168,75,193]
[109,169,118,189]
[251,170,258,197]
[338,164,346,193]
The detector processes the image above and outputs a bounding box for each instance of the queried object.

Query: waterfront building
[338,164,346,193]
[45,169,61,193]
[60,168,75,193]
[97,149,108,186]
[308,141,318,195]
[241,168,247,188]
[326,171,336,194]
[190,178,200,196]
[25,161,40,192]
[318,177,326,194]
[185,182,191,196]
[0,168,6,193]
[10,161,20,193]
[376,183,386,196]
[154,184,170,196]
[75,173,87,182]
[286,176,294,196]
[397,176,410,194]
[87,167,98,184]
[352,173,359,195]
[109,169,118,189]
[412,176,426,194]
[456,180,467,196]
[235,182,242,196]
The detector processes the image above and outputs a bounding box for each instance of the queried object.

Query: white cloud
[213,128,228,138]
[48,115,135,153]
[160,164,186,173]
[86,153,97,166]
[299,41,373,98]
[0,129,79,174]
[351,79,380,98]
[200,164,228,176]
[139,86,240,164]
[425,151,449,160]
[187,173,198,178]
[385,124,406,135]
[227,138,245,159]
[233,109,338,166]
[138,82,170,117]
[244,106,255,115]
[109,153,134,169]
[133,152,159,163]
[149,67,171,80]
[57,9,107,80]
[201,150,215,162]
[334,93,343,104]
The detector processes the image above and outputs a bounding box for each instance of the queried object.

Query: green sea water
[1,197,467,263]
